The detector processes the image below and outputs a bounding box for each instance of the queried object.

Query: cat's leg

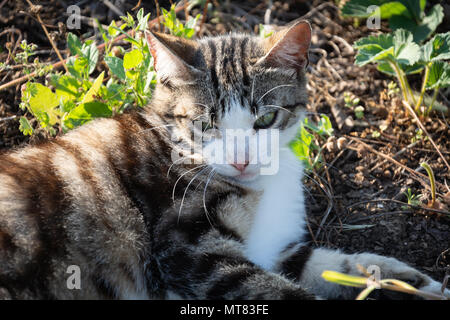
[285,247,449,300]
[154,235,315,300]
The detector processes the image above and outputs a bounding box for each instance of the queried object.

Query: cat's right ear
[256,20,312,74]
[145,31,201,85]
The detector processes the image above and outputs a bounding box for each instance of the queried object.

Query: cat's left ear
[257,20,312,73]
[145,31,201,85]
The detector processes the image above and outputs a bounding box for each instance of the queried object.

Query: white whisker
[167,155,198,178]
[177,166,210,224]
[203,168,216,227]
[172,165,207,202]
[256,84,295,104]
[251,76,256,105]
[261,104,295,115]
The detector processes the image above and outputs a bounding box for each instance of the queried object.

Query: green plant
[259,24,274,39]
[403,188,422,208]
[354,105,365,119]
[343,92,364,119]
[354,29,450,115]
[341,0,444,43]
[0,40,53,77]
[344,91,360,108]
[420,162,436,207]
[161,4,200,38]
[411,128,427,143]
[290,115,334,170]
[387,80,400,97]
[19,7,199,136]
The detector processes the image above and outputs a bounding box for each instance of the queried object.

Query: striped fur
[1,21,448,300]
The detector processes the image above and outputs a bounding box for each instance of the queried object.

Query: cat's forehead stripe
[201,35,258,115]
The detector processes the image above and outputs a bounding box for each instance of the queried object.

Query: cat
[0,19,448,300]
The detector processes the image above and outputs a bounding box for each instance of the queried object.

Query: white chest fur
[244,150,307,270]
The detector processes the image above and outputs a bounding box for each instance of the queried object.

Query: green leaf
[24,82,60,125]
[104,56,126,80]
[136,9,151,31]
[390,4,444,43]
[108,20,119,37]
[51,75,81,102]
[290,120,314,167]
[341,0,409,19]
[60,99,77,114]
[19,117,33,136]
[81,71,104,104]
[421,32,450,62]
[67,33,82,55]
[354,29,420,67]
[354,33,395,66]
[317,115,334,136]
[67,56,88,79]
[65,101,112,129]
[426,61,450,89]
[81,42,99,75]
[123,49,143,69]
[397,0,425,22]
[393,29,421,65]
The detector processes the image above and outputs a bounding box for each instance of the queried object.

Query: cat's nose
[231,162,249,172]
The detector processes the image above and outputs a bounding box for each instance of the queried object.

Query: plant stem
[426,86,439,116]
[420,162,436,207]
[415,63,430,113]
[389,61,409,103]
[403,72,416,106]
[25,0,69,74]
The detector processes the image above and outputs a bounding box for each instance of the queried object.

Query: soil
[0,0,449,287]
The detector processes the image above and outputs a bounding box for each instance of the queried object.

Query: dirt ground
[0,0,449,286]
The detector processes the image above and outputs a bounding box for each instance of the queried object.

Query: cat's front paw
[352,254,449,300]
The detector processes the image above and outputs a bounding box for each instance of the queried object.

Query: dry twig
[25,0,69,73]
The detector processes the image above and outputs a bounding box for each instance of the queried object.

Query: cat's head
[146,20,311,185]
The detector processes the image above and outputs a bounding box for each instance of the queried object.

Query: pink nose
[231,162,249,172]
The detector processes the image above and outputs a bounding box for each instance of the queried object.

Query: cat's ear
[257,20,311,73]
[145,31,201,84]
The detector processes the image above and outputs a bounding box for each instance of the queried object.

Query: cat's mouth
[233,171,258,182]
[219,169,260,185]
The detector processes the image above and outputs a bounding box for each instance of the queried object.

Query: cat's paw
[419,280,450,300]
[352,253,449,300]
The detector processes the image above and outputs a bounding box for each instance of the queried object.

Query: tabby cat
[0,20,448,300]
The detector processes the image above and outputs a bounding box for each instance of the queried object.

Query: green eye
[202,121,213,131]
[254,111,277,129]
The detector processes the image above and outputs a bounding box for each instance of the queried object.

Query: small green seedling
[403,188,422,208]
[420,162,436,207]
[161,4,200,38]
[354,106,365,119]
[387,81,400,97]
[259,24,274,39]
[290,114,334,171]
[344,91,360,108]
